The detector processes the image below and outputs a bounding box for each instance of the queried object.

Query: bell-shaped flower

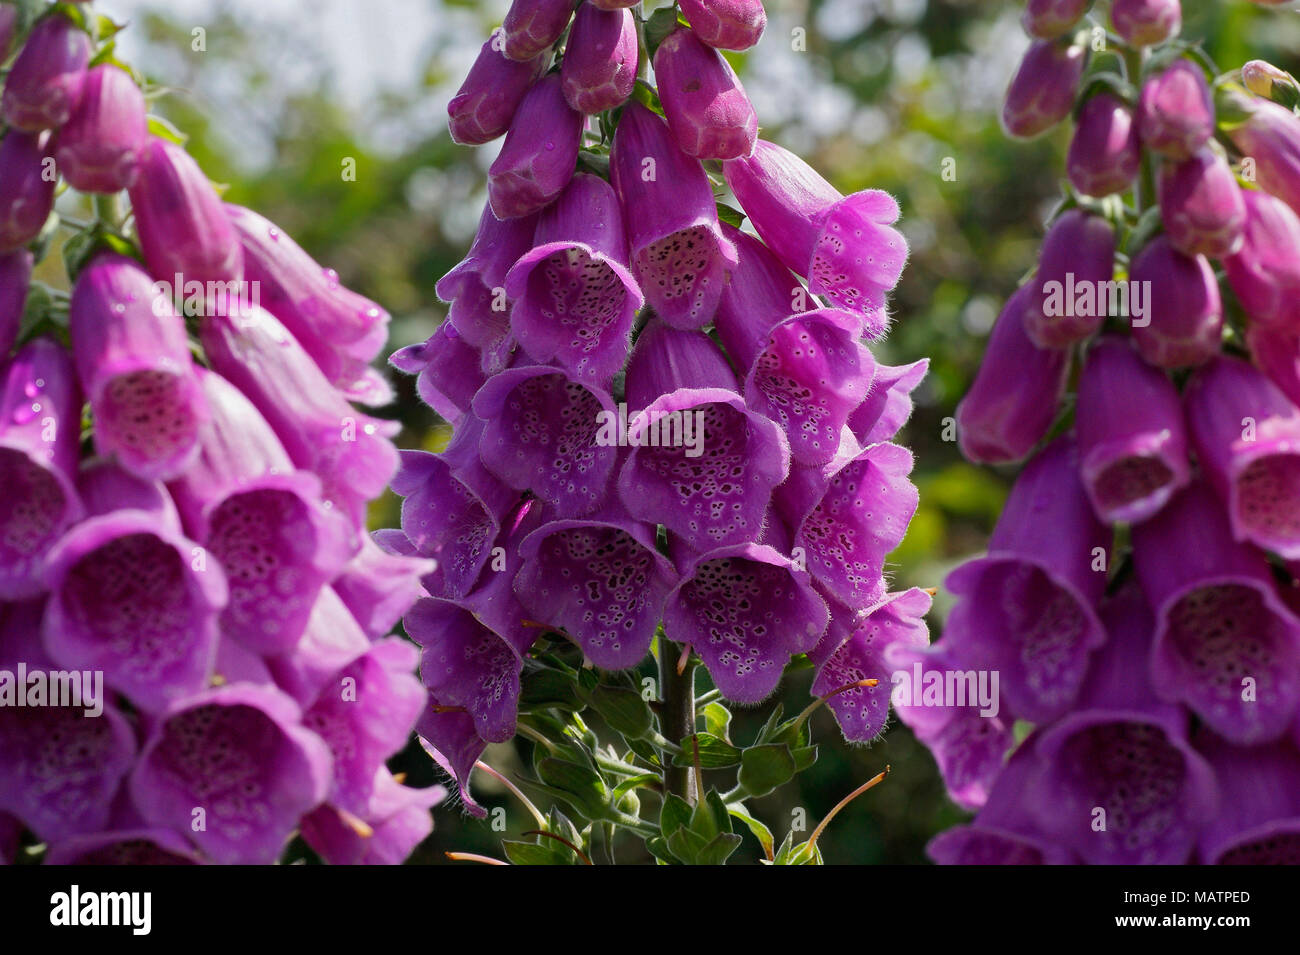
[1137,59,1214,160]
[1067,93,1140,198]
[500,0,573,61]
[1223,190,1300,331]
[678,0,766,50]
[624,320,738,413]
[1195,732,1300,864]
[1022,209,1116,348]
[300,769,445,865]
[654,27,757,161]
[1021,0,1093,39]
[54,65,147,193]
[0,131,57,252]
[561,4,637,114]
[333,531,435,639]
[0,249,32,357]
[487,75,582,220]
[0,13,90,131]
[849,357,929,445]
[389,323,489,424]
[1001,38,1086,139]
[1129,236,1222,369]
[1110,0,1182,47]
[1157,146,1247,258]
[448,29,548,145]
[44,828,202,866]
[1222,91,1300,216]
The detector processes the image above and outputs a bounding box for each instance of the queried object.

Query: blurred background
[96,0,1300,863]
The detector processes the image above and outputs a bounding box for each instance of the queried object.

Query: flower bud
[1241,59,1300,109]
[1137,60,1214,160]
[1023,209,1116,348]
[1021,0,1093,39]
[678,0,767,51]
[1001,38,1086,139]
[0,131,56,252]
[0,250,33,358]
[487,75,582,219]
[624,319,737,412]
[1110,0,1181,48]
[1222,92,1300,216]
[500,0,572,62]
[128,137,244,286]
[653,27,758,161]
[0,14,91,131]
[1224,190,1300,331]
[447,29,547,145]
[1129,236,1222,369]
[54,65,148,193]
[1157,146,1247,258]
[1067,93,1140,197]
[560,3,637,114]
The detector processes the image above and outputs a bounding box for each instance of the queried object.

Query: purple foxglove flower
[1022,209,1116,348]
[1137,60,1214,160]
[129,138,243,288]
[1196,733,1300,864]
[1110,0,1181,47]
[624,320,738,412]
[416,709,489,818]
[654,27,758,161]
[1133,480,1300,743]
[1185,354,1300,560]
[610,103,738,329]
[42,462,227,712]
[744,308,877,467]
[130,683,334,865]
[928,738,1076,865]
[0,701,136,844]
[813,587,931,743]
[501,0,572,62]
[618,387,789,552]
[725,140,906,331]
[390,324,489,424]
[0,338,84,599]
[504,174,643,385]
[1129,236,1222,369]
[849,357,929,445]
[333,532,435,639]
[0,14,90,131]
[1222,92,1300,216]
[942,436,1109,723]
[561,4,637,114]
[69,253,208,480]
[776,438,917,610]
[514,508,678,669]
[265,586,372,707]
[300,639,426,815]
[1157,147,1247,258]
[678,0,766,50]
[1030,583,1219,864]
[448,29,548,145]
[472,365,620,517]
[487,75,582,220]
[0,131,56,252]
[665,542,828,702]
[200,308,400,527]
[301,769,445,865]
[168,368,358,654]
[1224,190,1300,331]
[226,204,393,404]
[1021,0,1093,39]
[888,641,1015,810]
[1249,324,1300,409]
[392,422,518,599]
[1001,38,1086,139]
[1067,93,1140,197]
[44,828,203,866]
[713,223,811,350]
[1075,335,1190,524]
[0,250,32,358]
[53,65,147,193]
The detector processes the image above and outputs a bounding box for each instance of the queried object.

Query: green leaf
[716,203,747,228]
[535,757,610,820]
[147,114,189,147]
[737,744,798,798]
[518,667,584,711]
[753,703,785,744]
[701,701,733,740]
[502,840,573,865]
[671,732,742,769]
[728,804,775,859]
[659,793,693,839]
[587,685,654,740]
[645,836,677,864]
[644,6,684,56]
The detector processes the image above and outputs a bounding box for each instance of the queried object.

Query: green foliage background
[96,0,1300,863]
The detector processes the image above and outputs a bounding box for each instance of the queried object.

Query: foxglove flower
[1023,210,1116,348]
[69,253,208,480]
[130,683,334,865]
[128,137,244,288]
[1110,0,1181,47]
[54,65,148,194]
[1067,93,1140,197]
[1249,324,1300,410]
[1221,91,1300,216]
[389,323,489,423]
[1132,481,1300,744]
[679,0,766,51]
[500,0,573,62]
[1223,189,1300,331]
[725,140,906,332]
[265,586,372,707]
[624,320,738,412]
[654,27,758,161]
[1001,38,1086,139]
[665,542,828,702]
[472,364,619,517]
[1196,733,1300,864]
[713,223,811,351]
[0,250,32,358]
[1137,59,1214,160]
[610,102,738,329]
[1185,354,1300,560]
[448,30,547,146]
[504,173,643,385]
[849,356,928,445]
[1128,236,1222,369]
[942,436,1108,723]
[333,532,435,640]
[0,131,56,252]
[1021,0,1092,39]
[301,770,444,865]
[1157,146,1247,258]
[956,285,1069,464]
[44,829,202,866]
[1075,335,1190,524]
[0,13,90,131]
[487,75,582,220]
[561,4,637,115]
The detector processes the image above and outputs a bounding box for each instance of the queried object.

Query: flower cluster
[0,5,438,865]
[915,0,1300,864]
[390,0,923,815]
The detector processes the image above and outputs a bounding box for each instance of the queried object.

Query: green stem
[658,639,697,803]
